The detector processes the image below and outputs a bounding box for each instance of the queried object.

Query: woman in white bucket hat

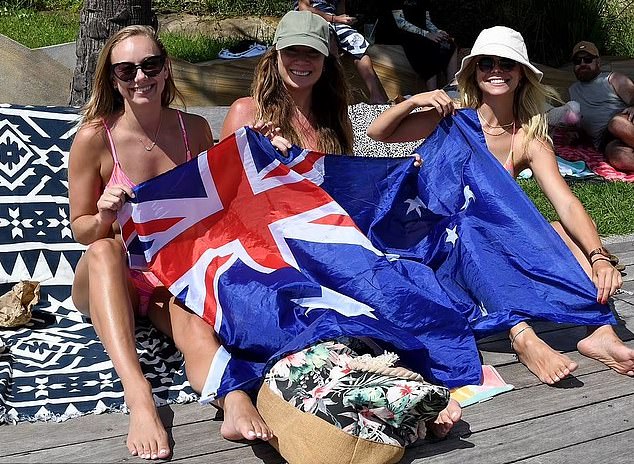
[368,26,632,386]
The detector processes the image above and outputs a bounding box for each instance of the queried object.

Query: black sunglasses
[111,55,166,82]
[573,55,596,65]
[476,56,518,73]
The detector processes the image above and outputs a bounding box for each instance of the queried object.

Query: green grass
[160,33,240,63]
[153,0,293,16]
[519,179,634,237]
[0,9,78,47]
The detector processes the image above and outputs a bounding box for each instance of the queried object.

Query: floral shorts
[264,338,450,447]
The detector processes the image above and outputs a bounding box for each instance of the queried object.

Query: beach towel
[553,129,634,182]
[0,104,197,424]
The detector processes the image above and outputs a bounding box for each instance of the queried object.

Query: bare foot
[219,390,273,441]
[577,325,634,376]
[511,325,578,385]
[126,393,170,460]
[427,398,462,438]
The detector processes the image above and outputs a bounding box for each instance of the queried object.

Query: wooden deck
[1,239,633,464]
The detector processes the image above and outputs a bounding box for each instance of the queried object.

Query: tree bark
[69,0,157,106]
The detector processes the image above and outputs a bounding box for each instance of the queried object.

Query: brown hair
[251,48,353,154]
[81,25,183,125]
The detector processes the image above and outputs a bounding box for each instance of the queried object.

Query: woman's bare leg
[148,291,273,441]
[72,239,169,460]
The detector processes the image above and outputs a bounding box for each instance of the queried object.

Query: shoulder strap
[176,110,192,161]
[101,119,120,165]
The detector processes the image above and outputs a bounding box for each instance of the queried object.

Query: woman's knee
[84,238,126,268]
[72,238,128,313]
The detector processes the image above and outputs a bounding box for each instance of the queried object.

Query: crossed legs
[72,239,271,461]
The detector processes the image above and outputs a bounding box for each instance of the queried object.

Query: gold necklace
[477,109,514,129]
[481,125,510,136]
[138,110,163,151]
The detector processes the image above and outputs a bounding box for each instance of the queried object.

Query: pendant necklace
[138,110,163,151]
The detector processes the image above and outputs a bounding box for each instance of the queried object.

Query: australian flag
[119,126,483,402]
[119,109,614,401]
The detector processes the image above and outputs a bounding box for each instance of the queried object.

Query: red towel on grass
[553,129,634,182]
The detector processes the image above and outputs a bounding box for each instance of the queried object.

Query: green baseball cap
[273,11,330,56]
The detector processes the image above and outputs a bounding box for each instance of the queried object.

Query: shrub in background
[349,0,632,66]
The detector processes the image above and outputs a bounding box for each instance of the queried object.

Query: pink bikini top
[103,110,192,189]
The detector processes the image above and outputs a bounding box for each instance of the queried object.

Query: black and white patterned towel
[0,104,197,424]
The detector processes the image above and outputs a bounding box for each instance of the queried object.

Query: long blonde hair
[251,48,353,154]
[82,25,183,125]
[457,59,561,153]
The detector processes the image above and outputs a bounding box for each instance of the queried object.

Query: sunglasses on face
[572,55,596,65]
[476,56,518,73]
[111,55,166,82]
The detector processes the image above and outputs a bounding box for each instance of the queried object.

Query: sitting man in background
[295,0,389,104]
[569,40,634,172]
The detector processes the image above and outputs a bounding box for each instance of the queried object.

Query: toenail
[159,449,168,455]
[151,454,157,459]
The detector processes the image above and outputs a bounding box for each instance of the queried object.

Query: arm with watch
[528,139,623,305]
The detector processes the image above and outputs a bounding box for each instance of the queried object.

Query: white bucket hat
[455,26,543,82]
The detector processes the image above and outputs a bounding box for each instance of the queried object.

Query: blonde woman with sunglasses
[368,26,633,386]
[68,25,271,461]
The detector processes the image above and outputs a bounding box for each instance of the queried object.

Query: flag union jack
[121,128,381,330]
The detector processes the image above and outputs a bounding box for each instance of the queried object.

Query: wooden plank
[459,368,634,433]
[0,402,220,457]
[0,416,281,463]
[519,428,634,464]
[175,443,284,464]
[406,393,634,463]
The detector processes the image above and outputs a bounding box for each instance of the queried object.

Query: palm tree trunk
[69,0,157,106]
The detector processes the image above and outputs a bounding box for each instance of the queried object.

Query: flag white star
[461,185,476,211]
[478,301,488,317]
[405,196,426,217]
[445,225,459,246]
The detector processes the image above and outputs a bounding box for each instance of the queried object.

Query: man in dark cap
[569,40,634,172]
